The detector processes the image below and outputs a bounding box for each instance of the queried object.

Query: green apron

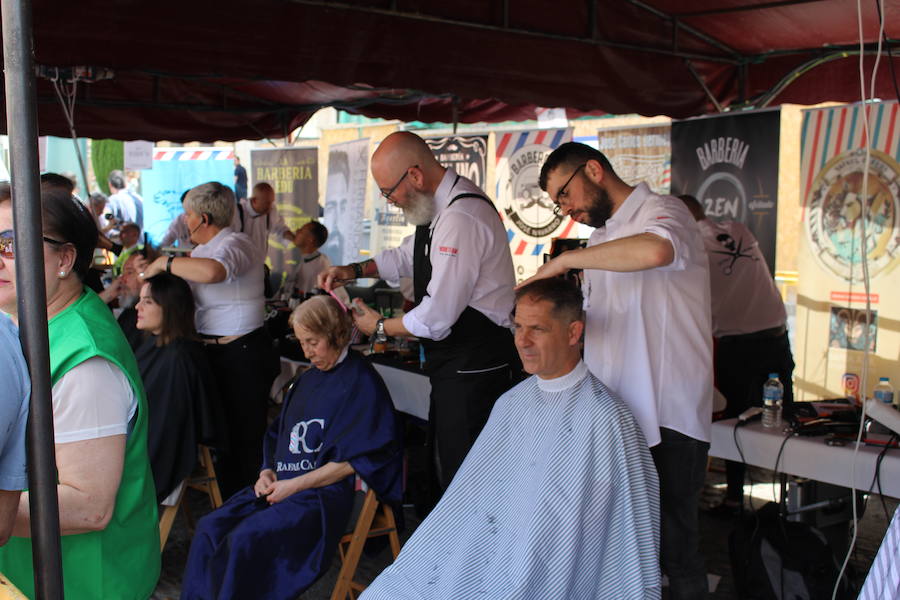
[0,288,160,599]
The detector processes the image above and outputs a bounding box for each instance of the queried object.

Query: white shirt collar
[432,167,460,215]
[536,360,589,393]
[608,182,651,228]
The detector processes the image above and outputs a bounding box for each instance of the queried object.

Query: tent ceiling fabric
[4,0,899,141]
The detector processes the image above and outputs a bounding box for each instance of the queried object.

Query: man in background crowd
[679,194,794,513]
[112,222,142,277]
[234,156,248,202]
[107,169,144,231]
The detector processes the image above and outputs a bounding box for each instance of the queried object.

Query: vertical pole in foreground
[1,0,65,598]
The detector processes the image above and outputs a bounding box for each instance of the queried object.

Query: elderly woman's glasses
[380,165,418,201]
[0,229,68,259]
[552,163,587,216]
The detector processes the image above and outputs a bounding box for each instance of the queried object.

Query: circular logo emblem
[501,144,564,238]
[696,171,747,223]
[805,148,900,282]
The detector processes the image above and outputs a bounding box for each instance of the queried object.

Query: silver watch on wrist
[374,318,387,342]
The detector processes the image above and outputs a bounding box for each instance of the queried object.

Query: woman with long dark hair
[134,272,221,503]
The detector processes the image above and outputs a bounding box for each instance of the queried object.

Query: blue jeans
[651,427,710,600]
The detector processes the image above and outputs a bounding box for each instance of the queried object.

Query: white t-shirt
[697,219,786,337]
[375,168,516,341]
[191,227,265,336]
[582,183,713,446]
[51,357,136,444]
[283,252,331,297]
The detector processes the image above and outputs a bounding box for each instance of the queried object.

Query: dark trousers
[204,327,279,499]
[429,365,517,490]
[651,427,710,600]
[716,331,794,501]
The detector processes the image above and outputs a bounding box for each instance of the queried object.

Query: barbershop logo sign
[426,135,487,189]
[805,148,900,282]
[496,129,571,239]
[671,111,780,274]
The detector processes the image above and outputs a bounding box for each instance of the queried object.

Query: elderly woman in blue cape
[181,295,403,600]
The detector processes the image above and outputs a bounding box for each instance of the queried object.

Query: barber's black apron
[413,186,518,493]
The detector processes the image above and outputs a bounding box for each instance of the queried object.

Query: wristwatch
[374,318,387,342]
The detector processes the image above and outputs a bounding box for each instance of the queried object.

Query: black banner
[426,135,488,189]
[671,110,780,274]
[250,147,318,277]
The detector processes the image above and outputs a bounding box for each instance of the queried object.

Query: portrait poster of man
[322,138,370,266]
[671,109,780,275]
[250,147,318,276]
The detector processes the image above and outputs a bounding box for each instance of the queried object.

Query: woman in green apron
[0,184,159,599]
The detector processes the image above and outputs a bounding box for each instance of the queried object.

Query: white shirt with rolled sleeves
[582,182,713,446]
[190,227,265,337]
[230,197,291,259]
[374,168,515,341]
[697,219,786,337]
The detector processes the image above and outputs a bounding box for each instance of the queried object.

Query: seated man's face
[293,223,317,253]
[120,255,144,299]
[513,296,583,379]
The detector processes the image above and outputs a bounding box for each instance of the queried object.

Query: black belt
[719,324,786,342]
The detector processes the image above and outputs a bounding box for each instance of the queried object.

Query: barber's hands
[317,265,356,292]
[254,469,277,497]
[515,253,572,290]
[351,298,380,336]
[137,256,165,281]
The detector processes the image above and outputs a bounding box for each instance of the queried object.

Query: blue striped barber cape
[362,360,661,600]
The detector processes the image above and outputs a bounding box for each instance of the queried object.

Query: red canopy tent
[5,0,900,140]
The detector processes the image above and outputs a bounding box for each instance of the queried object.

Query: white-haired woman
[181,295,402,600]
[140,181,278,498]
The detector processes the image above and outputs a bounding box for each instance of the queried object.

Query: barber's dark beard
[585,180,614,228]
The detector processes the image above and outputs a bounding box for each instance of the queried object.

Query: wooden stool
[159,445,224,551]
[330,488,401,600]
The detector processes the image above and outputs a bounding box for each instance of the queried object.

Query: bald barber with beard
[320,131,518,498]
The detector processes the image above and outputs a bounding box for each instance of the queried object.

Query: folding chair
[159,445,224,551]
[330,488,401,600]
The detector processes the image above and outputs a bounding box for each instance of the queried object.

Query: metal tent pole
[1,0,65,597]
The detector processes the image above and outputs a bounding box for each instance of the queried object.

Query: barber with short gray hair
[140,181,278,498]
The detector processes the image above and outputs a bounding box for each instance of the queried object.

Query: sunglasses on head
[0,229,69,260]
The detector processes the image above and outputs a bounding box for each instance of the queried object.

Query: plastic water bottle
[873,377,894,408]
[762,373,783,429]
[867,378,896,436]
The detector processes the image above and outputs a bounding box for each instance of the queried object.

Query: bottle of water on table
[873,377,894,409]
[762,373,783,429]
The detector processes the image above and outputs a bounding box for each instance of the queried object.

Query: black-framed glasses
[0,229,68,260]
[552,163,587,216]
[380,165,418,200]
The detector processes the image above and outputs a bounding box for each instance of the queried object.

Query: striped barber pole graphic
[801,101,900,208]
[153,149,235,161]
[495,128,574,280]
